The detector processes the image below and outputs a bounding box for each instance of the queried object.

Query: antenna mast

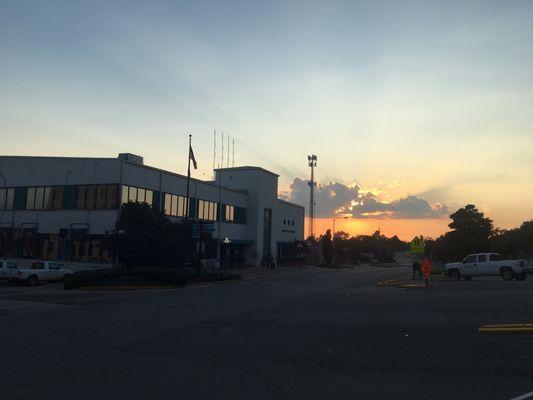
[232,138,235,167]
[227,134,230,168]
[307,155,317,239]
[213,129,216,179]
[221,132,224,169]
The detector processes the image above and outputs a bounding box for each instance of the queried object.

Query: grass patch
[64,267,188,289]
[187,271,242,282]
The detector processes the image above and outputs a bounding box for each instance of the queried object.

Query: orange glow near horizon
[307,217,450,241]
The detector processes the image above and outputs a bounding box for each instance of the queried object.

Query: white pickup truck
[0,260,20,282]
[445,253,529,281]
[12,261,73,286]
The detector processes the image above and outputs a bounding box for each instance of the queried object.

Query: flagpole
[186,134,192,220]
[185,134,192,269]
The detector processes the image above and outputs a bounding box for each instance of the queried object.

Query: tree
[446,204,493,259]
[320,229,334,266]
[105,202,189,267]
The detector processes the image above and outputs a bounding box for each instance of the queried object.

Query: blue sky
[1,0,532,235]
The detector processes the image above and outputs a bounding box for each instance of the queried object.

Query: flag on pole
[189,145,197,170]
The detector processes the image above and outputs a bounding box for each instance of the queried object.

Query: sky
[1,0,532,240]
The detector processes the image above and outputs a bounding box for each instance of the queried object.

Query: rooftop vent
[118,153,143,165]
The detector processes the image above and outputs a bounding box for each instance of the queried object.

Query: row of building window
[163,193,188,217]
[1,185,246,224]
[1,185,120,211]
[283,219,296,227]
[197,199,218,221]
[122,185,154,207]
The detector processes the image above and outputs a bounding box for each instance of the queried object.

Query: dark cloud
[281,178,448,219]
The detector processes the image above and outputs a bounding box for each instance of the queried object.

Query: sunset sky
[1,1,532,240]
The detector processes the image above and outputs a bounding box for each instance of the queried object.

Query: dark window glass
[107,185,118,209]
[0,188,5,209]
[14,187,27,210]
[489,254,502,261]
[96,185,107,209]
[86,186,97,210]
[463,255,476,264]
[478,254,487,263]
[51,187,63,210]
[76,186,87,209]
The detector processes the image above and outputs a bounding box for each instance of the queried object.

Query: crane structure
[307,154,317,239]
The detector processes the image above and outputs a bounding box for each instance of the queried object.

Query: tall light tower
[307,154,317,239]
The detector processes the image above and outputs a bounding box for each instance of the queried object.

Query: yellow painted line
[482,323,533,328]
[478,327,533,334]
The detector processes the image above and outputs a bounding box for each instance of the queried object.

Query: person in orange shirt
[421,256,432,287]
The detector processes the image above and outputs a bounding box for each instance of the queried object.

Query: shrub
[64,267,123,289]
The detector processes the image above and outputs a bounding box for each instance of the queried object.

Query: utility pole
[307,155,317,239]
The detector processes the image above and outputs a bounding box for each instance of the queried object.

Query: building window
[128,186,137,203]
[163,193,189,217]
[50,187,63,210]
[96,185,107,209]
[122,185,154,207]
[171,195,178,217]
[26,187,36,210]
[0,188,5,209]
[107,185,118,208]
[225,204,235,223]
[197,199,217,221]
[0,188,15,210]
[86,185,97,210]
[34,187,44,210]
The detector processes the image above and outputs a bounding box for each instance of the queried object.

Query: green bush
[64,267,123,289]
[64,267,188,289]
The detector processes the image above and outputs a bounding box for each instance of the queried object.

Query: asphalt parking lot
[1,266,532,400]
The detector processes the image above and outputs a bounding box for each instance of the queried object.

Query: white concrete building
[0,153,304,267]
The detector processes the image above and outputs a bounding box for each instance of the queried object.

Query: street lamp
[223,237,231,273]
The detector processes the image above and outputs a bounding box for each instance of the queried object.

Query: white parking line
[509,391,533,400]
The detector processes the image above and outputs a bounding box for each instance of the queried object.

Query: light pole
[216,170,232,271]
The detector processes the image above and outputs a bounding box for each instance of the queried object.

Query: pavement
[1,265,532,400]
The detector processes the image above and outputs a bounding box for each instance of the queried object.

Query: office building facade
[0,153,304,267]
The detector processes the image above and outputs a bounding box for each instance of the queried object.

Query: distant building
[0,154,304,267]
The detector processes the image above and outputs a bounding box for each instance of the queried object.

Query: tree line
[315,204,533,265]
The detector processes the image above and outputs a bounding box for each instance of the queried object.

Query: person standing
[411,260,421,280]
[421,256,433,287]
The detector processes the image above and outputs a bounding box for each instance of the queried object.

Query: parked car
[12,261,73,286]
[445,253,529,281]
[0,260,20,282]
